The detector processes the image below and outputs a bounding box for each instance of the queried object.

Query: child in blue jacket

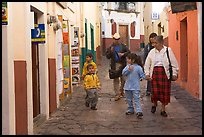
[122,53,145,118]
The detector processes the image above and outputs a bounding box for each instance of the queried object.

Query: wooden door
[119,25,129,47]
[180,17,188,82]
[32,43,40,118]
[32,12,40,118]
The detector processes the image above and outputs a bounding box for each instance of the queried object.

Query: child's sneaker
[136,112,143,118]
[85,102,89,107]
[91,106,97,110]
[125,111,134,115]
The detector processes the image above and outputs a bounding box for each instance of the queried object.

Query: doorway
[180,17,188,82]
[90,23,96,62]
[119,25,129,47]
[32,11,40,118]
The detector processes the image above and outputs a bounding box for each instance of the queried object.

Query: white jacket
[144,46,179,79]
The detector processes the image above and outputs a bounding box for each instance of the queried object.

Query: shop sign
[151,12,159,20]
[2,2,8,25]
[31,24,45,44]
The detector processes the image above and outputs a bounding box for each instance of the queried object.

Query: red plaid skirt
[151,66,171,105]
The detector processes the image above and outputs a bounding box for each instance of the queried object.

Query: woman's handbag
[166,47,175,81]
[109,69,121,79]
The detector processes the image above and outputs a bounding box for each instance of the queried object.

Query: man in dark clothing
[106,33,130,101]
[143,32,157,96]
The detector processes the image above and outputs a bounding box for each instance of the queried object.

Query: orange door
[119,25,129,47]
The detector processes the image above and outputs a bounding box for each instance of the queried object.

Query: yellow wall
[140,2,145,36]
[143,2,153,45]
[152,7,168,38]
[83,2,101,50]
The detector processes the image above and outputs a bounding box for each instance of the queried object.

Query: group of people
[81,32,179,119]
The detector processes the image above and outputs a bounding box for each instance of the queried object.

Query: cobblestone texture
[34,55,202,135]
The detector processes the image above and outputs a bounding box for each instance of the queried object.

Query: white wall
[24,3,34,134]
[2,3,16,135]
[30,2,50,124]
[102,10,140,39]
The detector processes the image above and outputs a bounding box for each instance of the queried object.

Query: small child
[82,52,97,80]
[122,53,145,118]
[84,64,101,110]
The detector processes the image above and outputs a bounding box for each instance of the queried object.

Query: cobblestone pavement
[34,56,202,135]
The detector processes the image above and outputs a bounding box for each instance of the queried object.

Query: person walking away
[122,53,145,118]
[106,32,130,101]
[84,64,101,110]
[144,35,179,117]
[143,33,157,96]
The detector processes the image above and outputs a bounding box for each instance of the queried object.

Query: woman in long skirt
[144,35,179,117]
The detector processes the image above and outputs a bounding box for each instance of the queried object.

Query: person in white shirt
[144,35,179,117]
[143,33,157,96]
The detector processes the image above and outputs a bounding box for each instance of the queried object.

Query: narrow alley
[2,2,202,135]
[34,56,202,135]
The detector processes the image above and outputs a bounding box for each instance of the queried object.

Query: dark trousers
[85,89,98,107]
[146,80,151,93]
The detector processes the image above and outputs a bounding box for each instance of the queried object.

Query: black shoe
[125,111,134,115]
[85,102,89,107]
[151,106,156,113]
[146,92,151,96]
[136,112,143,118]
[91,106,97,110]
[161,111,168,117]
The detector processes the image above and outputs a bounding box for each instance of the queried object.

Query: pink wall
[168,9,199,98]
[103,38,113,50]
[130,39,141,52]
[140,35,144,43]
[96,46,101,65]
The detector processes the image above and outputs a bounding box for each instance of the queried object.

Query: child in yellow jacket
[82,52,97,80]
[84,64,101,110]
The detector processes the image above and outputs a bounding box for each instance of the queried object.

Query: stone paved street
[34,56,202,135]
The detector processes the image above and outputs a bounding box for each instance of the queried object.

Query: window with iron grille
[118,2,127,10]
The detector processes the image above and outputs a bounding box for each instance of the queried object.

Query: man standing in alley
[106,33,130,101]
[143,33,157,96]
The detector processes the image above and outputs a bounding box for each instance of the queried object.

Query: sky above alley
[152,2,168,13]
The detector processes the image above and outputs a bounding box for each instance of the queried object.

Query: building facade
[79,2,102,72]
[168,2,202,100]
[143,2,169,46]
[143,2,202,100]
[101,2,144,53]
[2,2,97,135]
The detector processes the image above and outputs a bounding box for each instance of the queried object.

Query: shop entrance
[31,11,41,118]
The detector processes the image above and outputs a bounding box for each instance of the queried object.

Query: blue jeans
[125,90,142,113]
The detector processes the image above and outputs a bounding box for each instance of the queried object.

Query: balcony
[104,2,140,15]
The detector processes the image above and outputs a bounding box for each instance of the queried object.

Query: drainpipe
[197,2,202,100]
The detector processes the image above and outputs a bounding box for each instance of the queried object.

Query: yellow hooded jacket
[84,73,101,90]
[82,60,97,76]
